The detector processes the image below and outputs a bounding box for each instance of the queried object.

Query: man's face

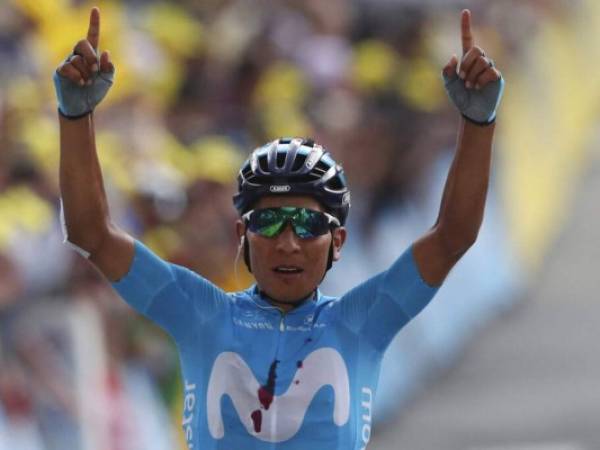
[237,195,346,310]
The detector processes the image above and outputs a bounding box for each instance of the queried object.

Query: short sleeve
[337,245,439,351]
[111,240,230,342]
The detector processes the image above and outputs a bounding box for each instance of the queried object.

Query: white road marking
[468,443,585,450]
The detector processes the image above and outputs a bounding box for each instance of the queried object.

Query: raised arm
[57,7,133,281]
[413,9,504,286]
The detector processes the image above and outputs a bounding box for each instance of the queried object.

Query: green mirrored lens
[252,209,285,237]
[250,207,330,238]
[291,208,320,238]
[258,220,286,237]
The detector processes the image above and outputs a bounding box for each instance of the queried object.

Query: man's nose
[275,222,301,253]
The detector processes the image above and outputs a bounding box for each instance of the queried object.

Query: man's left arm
[413,9,504,286]
[338,10,503,348]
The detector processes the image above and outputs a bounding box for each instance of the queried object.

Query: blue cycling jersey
[111,240,438,449]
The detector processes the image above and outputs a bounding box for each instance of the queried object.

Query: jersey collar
[247,284,325,314]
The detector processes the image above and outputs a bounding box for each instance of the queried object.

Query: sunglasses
[242,207,340,239]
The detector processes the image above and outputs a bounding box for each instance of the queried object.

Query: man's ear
[332,227,347,261]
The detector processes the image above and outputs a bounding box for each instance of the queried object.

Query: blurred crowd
[0,0,572,449]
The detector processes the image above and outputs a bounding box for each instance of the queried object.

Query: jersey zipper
[279,313,285,332]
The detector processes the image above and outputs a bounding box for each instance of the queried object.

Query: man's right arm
[62,109,230,335]
[57,7,133,281]
[59,112,134,281]
[56,11,233,342]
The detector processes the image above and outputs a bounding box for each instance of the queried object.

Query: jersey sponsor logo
[359,387,373,450]
[233,317,275,330]
[182,380,197,448]
[269,185,291,193]
[242,310,260,319]
[206,348,350,442]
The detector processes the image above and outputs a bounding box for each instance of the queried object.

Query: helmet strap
[243,231,252,273]
[319,231,335,284]
[326,237,334,271]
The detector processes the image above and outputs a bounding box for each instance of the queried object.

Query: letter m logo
[207,348,350,442]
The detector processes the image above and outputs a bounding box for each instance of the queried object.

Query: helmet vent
[258,155,269,173]
[326,176,345,191]
[291,153,308,171]
[242,165,253,179]
[312,160,330,176]
[276,151,286,168]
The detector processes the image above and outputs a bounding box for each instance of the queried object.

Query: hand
[53,7,115,119]
[442,10,504,125]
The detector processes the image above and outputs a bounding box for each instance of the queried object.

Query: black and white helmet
[233,137,351,225]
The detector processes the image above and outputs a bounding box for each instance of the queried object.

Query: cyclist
[55,7,503,450]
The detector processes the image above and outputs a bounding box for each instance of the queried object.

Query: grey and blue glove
[53,53,115,119]
[442,62,504,125]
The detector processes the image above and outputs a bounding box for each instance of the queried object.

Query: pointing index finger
[461,9,473,55]
[87,7,100,50]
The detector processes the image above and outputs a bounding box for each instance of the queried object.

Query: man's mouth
[273,265,304,274]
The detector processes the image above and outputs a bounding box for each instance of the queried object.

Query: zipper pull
[279,317,285,332]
